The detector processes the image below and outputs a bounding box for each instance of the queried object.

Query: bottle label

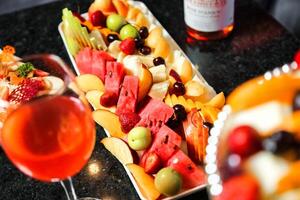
[184,0,234,32]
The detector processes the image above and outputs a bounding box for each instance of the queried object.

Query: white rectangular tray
[58,1,214,199]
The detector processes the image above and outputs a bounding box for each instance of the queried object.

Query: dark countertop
[0,0,299,200]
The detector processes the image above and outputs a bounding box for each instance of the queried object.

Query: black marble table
[0,0,299,200]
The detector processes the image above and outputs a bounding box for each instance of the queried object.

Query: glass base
[60,178,101,200]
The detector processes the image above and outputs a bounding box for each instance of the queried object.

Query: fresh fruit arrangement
[0,46,65,122]
[211,70,300,200]
[60,0,225,199]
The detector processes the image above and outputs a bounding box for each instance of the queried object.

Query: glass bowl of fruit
[205,62,300,200]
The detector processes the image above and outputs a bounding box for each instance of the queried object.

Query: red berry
[9,79,45,104]
[118,112,140,133]
[228,125,261,158]
[100,91,118,107]
[294,50,300,69]
[216,175,260,200]
[119,38,136,55]
[172,81,186,96]
[143,152,161,174]
[90,10,106,27]
[33,69,49,77]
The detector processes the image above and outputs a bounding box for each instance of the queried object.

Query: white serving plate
[58,1,215,199]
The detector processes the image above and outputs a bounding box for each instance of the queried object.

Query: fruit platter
[0,46,66,124]
[58,0,225,199]
[205,63,300,200]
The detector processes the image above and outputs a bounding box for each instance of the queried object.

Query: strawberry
[143,152,161,174]
[33,69,49,77]
[90,10,106,27]
[216,175,260,200]
[8,79,45,104]
[118,112,140,133]
[294,50,300,69]
[119,38,136,55]
[100,91,118,107]
[228,125,261,158]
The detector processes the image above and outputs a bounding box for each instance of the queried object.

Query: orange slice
[277,161,300,194]
[227,73,300,112]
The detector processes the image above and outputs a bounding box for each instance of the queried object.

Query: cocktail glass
[0,54,100,200]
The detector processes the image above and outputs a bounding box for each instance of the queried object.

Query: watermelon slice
[75,48,115,82]
[149,125,182,162]
[104,61,125,97]
[167,150,206,189]
[136,98,174,135]
[140,125,181,169]
[116,75,139,114]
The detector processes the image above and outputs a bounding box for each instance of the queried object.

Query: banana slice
[108,40,121,59]
[43,76,64,95]
[149,64,167,83]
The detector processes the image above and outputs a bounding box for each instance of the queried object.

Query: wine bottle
[184,0,235,40]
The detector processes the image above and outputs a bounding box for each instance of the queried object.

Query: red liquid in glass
[1,96,95,182]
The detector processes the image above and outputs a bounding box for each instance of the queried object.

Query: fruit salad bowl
[58,0,227,199]
[205,62,300,200]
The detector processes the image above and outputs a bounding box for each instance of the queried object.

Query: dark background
[0,0,299,200]
[1,0,300,38]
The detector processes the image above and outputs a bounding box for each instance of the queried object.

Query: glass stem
[60,177,78,200]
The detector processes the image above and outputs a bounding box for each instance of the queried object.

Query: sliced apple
[148,80,170,100]
[172,54,193,83]
[126,164,161,200]
[205,92,225,109]
[75,74,104,93]
[146,27,163,49]
[153,37,170,59]
[101,137,133,165]
[93,109,126,139]
[85,90,116,112]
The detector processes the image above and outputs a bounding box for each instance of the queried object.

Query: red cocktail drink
[1,95,95,182]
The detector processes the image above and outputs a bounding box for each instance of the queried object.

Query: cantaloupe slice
[93,109,126,139]
[75,74,104,92]
[126,164,161,200]
[101,137,133,165]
